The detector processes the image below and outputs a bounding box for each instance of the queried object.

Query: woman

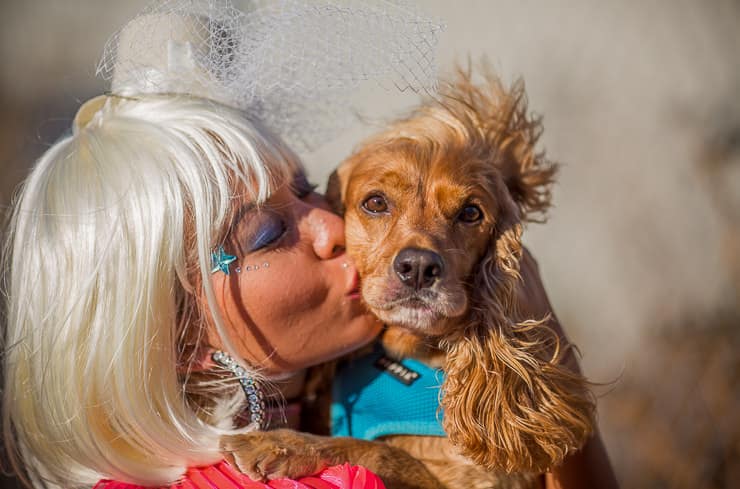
[1,91,389,488]
[1,2,617,488]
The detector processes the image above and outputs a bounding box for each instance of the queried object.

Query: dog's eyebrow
[356,170,416,192]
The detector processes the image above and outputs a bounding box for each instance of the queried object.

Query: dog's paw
[220,430,328,482]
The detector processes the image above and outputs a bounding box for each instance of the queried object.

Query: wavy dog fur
[330,66,595,477]
[436,69,594,473]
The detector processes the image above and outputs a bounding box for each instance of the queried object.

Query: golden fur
[222,67,595,489]
[327,67,595,484]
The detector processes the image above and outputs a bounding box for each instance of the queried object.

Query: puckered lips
[346,269,361,300]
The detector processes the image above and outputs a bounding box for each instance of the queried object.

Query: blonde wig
[2,94,299,488]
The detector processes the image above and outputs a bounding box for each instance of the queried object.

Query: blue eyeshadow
[248,215,286,251]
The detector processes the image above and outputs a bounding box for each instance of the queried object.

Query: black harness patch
[374,355,421,385]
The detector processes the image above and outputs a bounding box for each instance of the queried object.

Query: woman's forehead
[227,165,306,217]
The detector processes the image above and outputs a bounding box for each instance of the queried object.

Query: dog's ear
[489,78,558,224]
[440,187,595,473]
[325,169,344,216]
[325,157,358,216]
[444,67,558,222]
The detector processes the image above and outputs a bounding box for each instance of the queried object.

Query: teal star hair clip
[211,246,237,275]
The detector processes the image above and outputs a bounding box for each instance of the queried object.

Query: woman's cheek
[245,262,328,328]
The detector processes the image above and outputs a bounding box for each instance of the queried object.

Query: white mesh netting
[96,0,443,150]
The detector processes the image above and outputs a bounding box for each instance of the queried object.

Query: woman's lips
[347,270,361,299]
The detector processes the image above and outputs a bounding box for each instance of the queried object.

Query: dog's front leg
[221,429,445,489]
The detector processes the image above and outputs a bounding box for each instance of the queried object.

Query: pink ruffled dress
[94,460,386,489]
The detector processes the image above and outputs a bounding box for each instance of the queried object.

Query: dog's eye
[458,205,483,223]
[362,195,389,214]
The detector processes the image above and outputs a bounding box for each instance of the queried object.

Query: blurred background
[1,1,738,488]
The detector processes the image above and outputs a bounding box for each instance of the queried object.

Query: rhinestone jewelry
[232,262,270,274]
[211,350,266,428]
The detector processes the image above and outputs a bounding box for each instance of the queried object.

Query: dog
[222,67,595,489]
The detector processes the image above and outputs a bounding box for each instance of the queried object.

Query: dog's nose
[393,247,444,289]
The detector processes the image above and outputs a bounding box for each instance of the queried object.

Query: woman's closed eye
[229,178,315,255]
[247,213,288,252]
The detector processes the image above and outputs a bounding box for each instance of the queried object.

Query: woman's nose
[305,205,346,260]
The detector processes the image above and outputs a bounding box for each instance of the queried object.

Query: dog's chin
[376,303,444,334]
[364,288,468,336]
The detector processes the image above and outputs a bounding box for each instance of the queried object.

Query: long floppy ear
[325,156,359,216]
[441,186,595,473]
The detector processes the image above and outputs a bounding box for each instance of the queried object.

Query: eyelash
[292,175,318,199]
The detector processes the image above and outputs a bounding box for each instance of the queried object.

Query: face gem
[211,246,237,275]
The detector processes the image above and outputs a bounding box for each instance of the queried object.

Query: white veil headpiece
[96,0,444,150]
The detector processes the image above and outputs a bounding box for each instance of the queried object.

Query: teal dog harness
[331,343,446,440]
